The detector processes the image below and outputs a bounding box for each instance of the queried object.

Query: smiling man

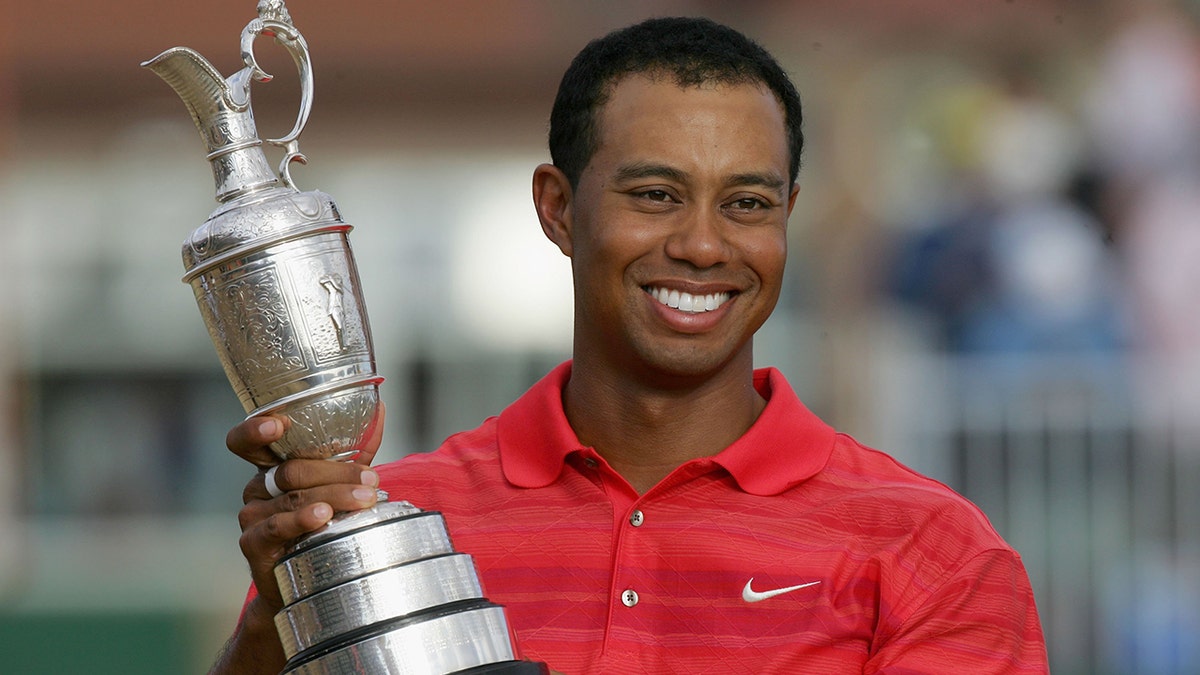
[533,72,797,496]
[214,17,1049,674]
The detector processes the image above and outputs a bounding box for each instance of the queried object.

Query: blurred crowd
[883,2,1200,411]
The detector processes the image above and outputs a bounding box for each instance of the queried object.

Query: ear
[533,163,574,258]
[786,182,800,217]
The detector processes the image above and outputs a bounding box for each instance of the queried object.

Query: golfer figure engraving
[320,274,345,350]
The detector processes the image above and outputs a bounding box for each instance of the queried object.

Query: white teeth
[647,287,731,313]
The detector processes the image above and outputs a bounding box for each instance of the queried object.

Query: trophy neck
[210,143,281,203]
[201,91,281,202]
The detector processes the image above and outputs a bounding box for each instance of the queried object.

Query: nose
[664,207,731,269]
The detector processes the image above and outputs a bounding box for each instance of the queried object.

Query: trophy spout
[142,47,280,202]
[140,47,252,151]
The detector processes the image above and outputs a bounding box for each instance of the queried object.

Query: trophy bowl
[180,188,385,462]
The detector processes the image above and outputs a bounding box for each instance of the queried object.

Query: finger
[242,459,379,504]
[237,478,381,608]
[238,500,335,606]
[226,415,288,468]
[239,496,336,538]
[241,483,380,532]
[264,465,284,498]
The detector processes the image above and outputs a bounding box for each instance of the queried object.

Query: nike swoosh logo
[742,578,821,603]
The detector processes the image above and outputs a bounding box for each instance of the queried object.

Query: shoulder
[828,433,996,519]
[374,416,504,509]
[808,432,1014,559]
[807,435,1041,637]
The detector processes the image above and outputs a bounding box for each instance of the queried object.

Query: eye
[636,189,674,203]
[728,197,769,211]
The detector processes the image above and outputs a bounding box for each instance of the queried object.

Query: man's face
[562,74,797,381]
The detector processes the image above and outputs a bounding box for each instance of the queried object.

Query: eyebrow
[726,171,789,193]
[613,162,788,193]
[613,162,689,184]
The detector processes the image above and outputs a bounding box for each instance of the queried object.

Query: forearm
[209,596,287,675]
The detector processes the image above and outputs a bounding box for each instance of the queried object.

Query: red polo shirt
[376,361,1047,673]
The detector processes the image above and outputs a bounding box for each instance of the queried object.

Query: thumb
[352,401,386,466]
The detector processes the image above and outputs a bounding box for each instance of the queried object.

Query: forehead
[599,71,784,122]
[590,74,790,176]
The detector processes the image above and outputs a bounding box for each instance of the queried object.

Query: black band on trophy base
[452,662,551,675]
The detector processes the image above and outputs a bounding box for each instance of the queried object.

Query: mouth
[644,286,733,314]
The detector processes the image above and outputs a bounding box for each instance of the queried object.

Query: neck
[563,355,765,494]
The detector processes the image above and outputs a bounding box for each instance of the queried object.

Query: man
[214,17,1049,674]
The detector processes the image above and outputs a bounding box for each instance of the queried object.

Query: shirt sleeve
[865,548,1049,674]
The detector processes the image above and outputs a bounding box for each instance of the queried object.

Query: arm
[209,408,386,675]
[865,548,1049,674]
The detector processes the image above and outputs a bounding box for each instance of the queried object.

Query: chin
[631,342,751,383]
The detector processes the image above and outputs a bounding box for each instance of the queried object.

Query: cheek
[745,230,788,283]
[569,225,639,306]
[582,216,657,274]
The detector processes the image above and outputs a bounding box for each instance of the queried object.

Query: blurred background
[2,0,1198,672]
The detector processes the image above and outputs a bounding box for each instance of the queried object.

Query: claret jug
[144,1,381,462]
[144,3,546,673]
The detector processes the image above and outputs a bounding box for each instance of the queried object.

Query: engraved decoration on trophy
[143,2,547,673]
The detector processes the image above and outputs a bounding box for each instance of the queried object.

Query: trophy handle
[238,7,314,190]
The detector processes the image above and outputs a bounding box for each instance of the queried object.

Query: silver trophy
[143,3,546,673]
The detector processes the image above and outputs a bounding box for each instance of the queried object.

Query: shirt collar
[497,361,836,495]
[711,367,837,495]
[497,361,582,488]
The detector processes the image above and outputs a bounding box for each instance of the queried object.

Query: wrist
[228,596,287,671]
[242,595,283,638]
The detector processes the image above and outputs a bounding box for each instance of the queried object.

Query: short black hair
[549,16,804,189]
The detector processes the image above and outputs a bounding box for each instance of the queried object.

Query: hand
[226,405,386,611]
[209,408,387,675]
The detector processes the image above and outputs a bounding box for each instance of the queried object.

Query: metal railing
[890,352,1200,675]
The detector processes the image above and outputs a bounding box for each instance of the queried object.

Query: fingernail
[353,487,376,502]
[360,470,379,487]
[257,418,280,437]
[313,503,333,521]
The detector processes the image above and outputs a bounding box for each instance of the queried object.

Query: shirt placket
[575,449,648,661]
[589,454,718,666]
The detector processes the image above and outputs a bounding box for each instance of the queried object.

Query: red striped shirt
[378,361,1048,673]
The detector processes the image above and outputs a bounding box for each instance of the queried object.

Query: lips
[645,286,732,314]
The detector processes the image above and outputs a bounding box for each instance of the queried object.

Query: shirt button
[584,458,598,469]
[621,589,639,607]
[629,510,645,527]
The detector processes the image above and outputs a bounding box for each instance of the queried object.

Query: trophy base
[275,502,547,675]
[281,601,545,675]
